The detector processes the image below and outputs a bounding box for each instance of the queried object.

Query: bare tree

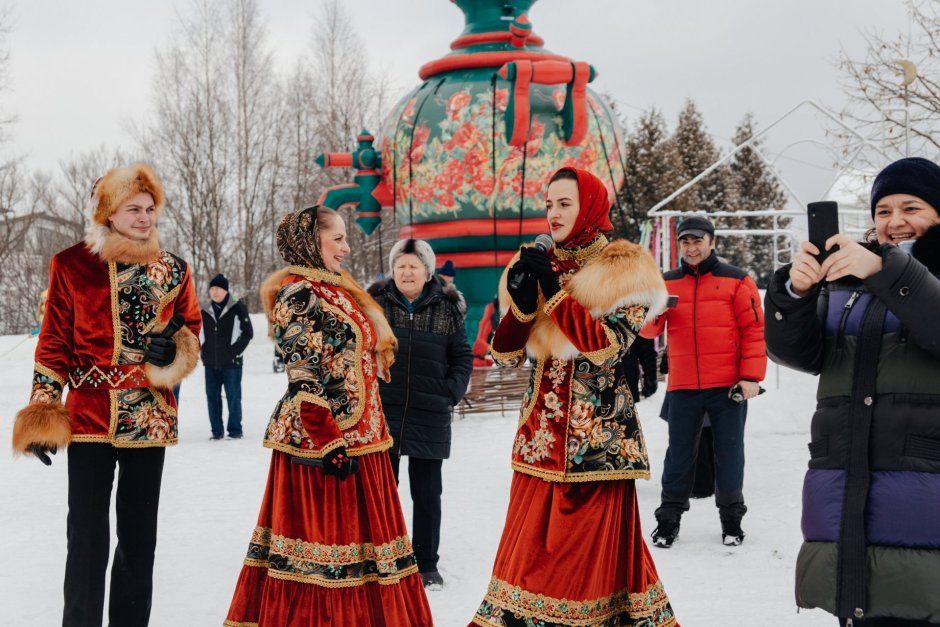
[142,0,233,287]
[835,0,940,160]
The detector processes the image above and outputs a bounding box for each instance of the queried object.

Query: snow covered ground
[0,314,834,626]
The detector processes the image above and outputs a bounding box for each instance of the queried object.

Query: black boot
[651,517,680,548]
[721,518,745,546]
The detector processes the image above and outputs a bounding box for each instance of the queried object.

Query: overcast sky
[6,0,914,203]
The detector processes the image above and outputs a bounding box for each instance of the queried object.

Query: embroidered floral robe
[262,267,392,458]
[30,242,201,447]
[492,237,669,482]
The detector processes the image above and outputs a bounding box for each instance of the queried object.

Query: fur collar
[499,239,668,361]
[260,267,398,382]
[367,276,462,310]
[84,224,160,264]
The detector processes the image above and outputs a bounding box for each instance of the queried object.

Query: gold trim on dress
[516,359,544,428]
[266,563,419,588]
[542,290,568,315]
[478,575,675,627]
[288,265,343,285]
[510,461,651,483]
[143,282,182,335]
[490,346,525,363]
[318,299,366,431]
[68,364,148,389]
[509,301,536,322]
[262,437,392,459]
[553,233,608,264]
[34,362,66,387]
[109,261,121,364]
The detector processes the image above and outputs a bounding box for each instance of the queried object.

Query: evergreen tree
[669,100,728,216]
[725,113,789,285]
[617,108,681,242]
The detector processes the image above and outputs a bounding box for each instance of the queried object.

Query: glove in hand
[144,334,177,368]
[506,259,538,315]
[520,247,559,300]
[29,443,57,466]
[322,446,359,480]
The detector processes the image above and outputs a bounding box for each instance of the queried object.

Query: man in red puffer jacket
[641,216,766,548]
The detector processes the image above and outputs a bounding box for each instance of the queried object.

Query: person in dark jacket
[765,157,940,626]
[368,238,473,591]
[640,215,767,548]
[623,334,658,402]
[201,273,253,440]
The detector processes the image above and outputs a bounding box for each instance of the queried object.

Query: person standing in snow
[765,157,940,626]
[11,164,202,626]
[368,239,473,590]
[200,272,253,440]
[225,206,432,626]
[640,215,767,549]
[470,167,678,626]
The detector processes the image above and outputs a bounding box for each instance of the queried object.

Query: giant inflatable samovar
[317,0,626,337]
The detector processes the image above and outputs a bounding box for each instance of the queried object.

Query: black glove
[641,377,658,398]
[520,247,559,300]
[506,259,538,315]
[144,334,177,367]
[29,443,57,466]
[322,446,359,480]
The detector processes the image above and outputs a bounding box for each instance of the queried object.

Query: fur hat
[389,238,436,281]
[870,157,940,218]
[88,163,165,226]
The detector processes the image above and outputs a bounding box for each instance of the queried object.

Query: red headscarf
[552,167,614,248]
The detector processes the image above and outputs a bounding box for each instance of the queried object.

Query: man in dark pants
[640,216,767,548]
[201,273,253,440]
[11,163,202,626]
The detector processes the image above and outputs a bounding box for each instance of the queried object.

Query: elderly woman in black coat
[368,238,473,590]
[765,157,940,626]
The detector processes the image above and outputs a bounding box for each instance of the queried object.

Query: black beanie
[870,157,940,218]
[209,273,229,291]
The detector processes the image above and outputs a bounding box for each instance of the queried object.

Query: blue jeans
[657,387,748,523]
[205,366,243,437]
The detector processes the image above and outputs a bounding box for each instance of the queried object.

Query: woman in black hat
[765,157,940,626]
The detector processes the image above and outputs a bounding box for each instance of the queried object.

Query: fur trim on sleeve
[145,325,200,388]
[12,401,71,454]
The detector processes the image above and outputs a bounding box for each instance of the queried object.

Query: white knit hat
[388,238,436,282]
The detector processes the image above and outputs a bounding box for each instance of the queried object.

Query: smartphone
[666,295,679,309]
[807,201,840,263]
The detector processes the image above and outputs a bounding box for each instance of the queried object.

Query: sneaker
[420,571,444,591]
[227,434,244,440]
[651,519,680,548]
[721,520,745,546]
[209,434,223,441]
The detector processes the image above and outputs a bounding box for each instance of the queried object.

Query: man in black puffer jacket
[368,239,473,590]
[201,273,253,440]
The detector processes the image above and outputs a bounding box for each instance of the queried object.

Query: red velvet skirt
[225,450,433,626]
[471,472,678,627]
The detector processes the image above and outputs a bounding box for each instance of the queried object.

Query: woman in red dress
[471,168,679,627]
[225,206,432,626]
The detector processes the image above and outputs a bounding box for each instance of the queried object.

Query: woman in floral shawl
[470,168,678,627]
[225,206,432,626]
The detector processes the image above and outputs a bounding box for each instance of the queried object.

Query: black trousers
[389,454,443,574]
[64,443,166,627]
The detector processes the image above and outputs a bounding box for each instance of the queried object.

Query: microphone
[160,314,186,338]
[508,234,554,290]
